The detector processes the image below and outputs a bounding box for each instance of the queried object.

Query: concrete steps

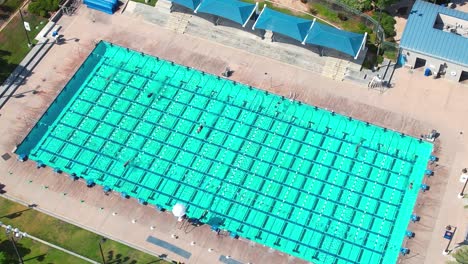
[322,58,349,80]
[166,12,191,34]
[156,0,172,10]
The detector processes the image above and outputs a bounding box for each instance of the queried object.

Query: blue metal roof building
[400,0,468,81]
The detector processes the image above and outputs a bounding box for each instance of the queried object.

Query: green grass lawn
[131,0,157,7]
[0,232,88,264]
[0,197,169,263]
[0,10,47,83]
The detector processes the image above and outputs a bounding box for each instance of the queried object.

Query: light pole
[98,237,107,264]
[458,168,468,199]
[18,8,32,48]
[4,224,25,264]
[375,7,383,64]
[443,225,457,255]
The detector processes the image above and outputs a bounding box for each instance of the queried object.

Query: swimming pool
[17,41,433,264]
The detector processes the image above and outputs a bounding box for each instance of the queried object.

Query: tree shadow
[0,5,13,13]
[0,239,32,262]
[23,253,47,262]
[0,48,33,110]
[0,208,31,219]
[106,252,131,264]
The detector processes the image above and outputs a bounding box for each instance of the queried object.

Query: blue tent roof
[400,0,468,66]
[253,7,312,42]
[195,0,256,26]
[169,0,201,10]
[305,22,365,57]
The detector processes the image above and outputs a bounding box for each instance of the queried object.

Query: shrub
[308,7,318,15]
[338,0,371,11]
[337,13,348,21]
[373,11,396,38]
[28,0,60,17]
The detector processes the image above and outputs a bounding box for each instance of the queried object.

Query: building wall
[400,49,467,82]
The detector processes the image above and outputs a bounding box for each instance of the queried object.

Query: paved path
[0,0,29,32]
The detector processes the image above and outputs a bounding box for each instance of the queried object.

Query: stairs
[166,12,191,34]
[322,58,350,81]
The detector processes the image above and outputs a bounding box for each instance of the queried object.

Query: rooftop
[400,0,468,66]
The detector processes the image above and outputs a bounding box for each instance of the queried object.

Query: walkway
[126,1,364,82]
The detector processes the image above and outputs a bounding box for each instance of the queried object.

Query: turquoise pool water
[17,41,433,264]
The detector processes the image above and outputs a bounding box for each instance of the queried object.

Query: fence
[381,41,399,61]
[307,0,385,43]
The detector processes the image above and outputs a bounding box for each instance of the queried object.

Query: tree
[374,0,398,10]
[336,0,397,12]
[28,0,60,17]
[452,246,468,264]
[0,248,16,263]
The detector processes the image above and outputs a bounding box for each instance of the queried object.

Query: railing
[307,0,385,42]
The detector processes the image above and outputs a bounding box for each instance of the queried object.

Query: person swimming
[196,124,204,133]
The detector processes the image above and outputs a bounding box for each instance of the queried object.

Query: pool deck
[0,6,466,264]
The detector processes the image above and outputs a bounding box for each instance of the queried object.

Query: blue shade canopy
[305,22,366,58]
[169,0,201,10]
[253,7,313,42]
[400,0,468,66]
[195,0,256,26]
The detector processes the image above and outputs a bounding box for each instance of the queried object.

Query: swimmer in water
[197,124,204,133]
[147,93,153,98]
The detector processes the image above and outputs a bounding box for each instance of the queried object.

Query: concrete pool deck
[0,5,466,264]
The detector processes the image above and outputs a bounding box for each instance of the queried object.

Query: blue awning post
[53,167,62,174]
[425,169,433,176]
[86,179,95,187]
[302,18,316,45]
[155,204,165,211]
[230,232,239,239]
[36,161,44,169]
[138,198,147,205]
[121,192,129,199]
[17,154,27,162]
[103,186,111,193]
[429,155,438,162]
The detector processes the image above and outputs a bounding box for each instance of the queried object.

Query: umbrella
[172,203,186,220]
